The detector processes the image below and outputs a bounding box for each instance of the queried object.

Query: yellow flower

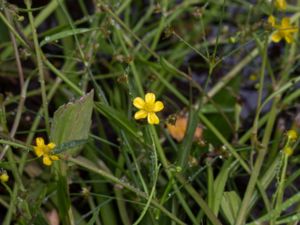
[133,93,164,125]
[268,16,298,44]
[275,0,287,10]
[287,129,298,142]
[34,137,59,166]
[283,146,294,156]
[0,171,9,183]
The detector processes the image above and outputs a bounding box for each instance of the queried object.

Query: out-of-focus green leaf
[0,20,9,43]
[50,90,94,156]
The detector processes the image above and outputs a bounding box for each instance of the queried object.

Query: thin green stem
[132,126,159,225]
[25,0,50,134]
[235,35,279,225]
[0,12,30,49]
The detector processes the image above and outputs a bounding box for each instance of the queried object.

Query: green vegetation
[0,0,300,224]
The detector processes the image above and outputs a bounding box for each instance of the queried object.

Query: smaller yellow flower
[268,16,298,44]
[287,129,298,142]
[0,171,9,183]
[268,15,276,27]
[133,93,164,125]
[283,146,294,156]
[34,137,59,166]
[275,0,287,10]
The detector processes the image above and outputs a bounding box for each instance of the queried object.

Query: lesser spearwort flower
[0,171,9,183]
[268,15,298,44]
[133,93,164,125]
[34,137,59,166]
[275,0,287,10]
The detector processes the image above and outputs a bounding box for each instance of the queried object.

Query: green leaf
[221,191,241,225]
[52,139,87,154]
[50,90,94,156]
[40,28,95,46]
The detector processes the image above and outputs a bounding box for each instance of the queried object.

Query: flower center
[144,102,155,112]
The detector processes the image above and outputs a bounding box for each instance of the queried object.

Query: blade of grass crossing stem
[150,68,189,105]
[114,27,144,97]
[94,102,141,140]
[198,113,250,173]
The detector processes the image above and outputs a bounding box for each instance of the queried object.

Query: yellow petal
[50,155,59,161]
[284,33,293,43]
[34,147,44,157]
[145,93,156,104]
[148,112,159,124]
[271,31,282,42]
[47,142,56,150]
[43,155,52,166]
[268,15,276,27]
[36,137,45,147]
[153,101,164,112]
[133,97,145,109]
[281,17,291,28]
[134,110,148,120]
[275,0,286,10]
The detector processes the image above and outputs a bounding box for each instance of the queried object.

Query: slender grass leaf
[94,102,141,140]
[40,28,95,46]
[221,191,241,225]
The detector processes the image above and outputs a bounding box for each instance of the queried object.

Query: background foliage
[0,0,300,225]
